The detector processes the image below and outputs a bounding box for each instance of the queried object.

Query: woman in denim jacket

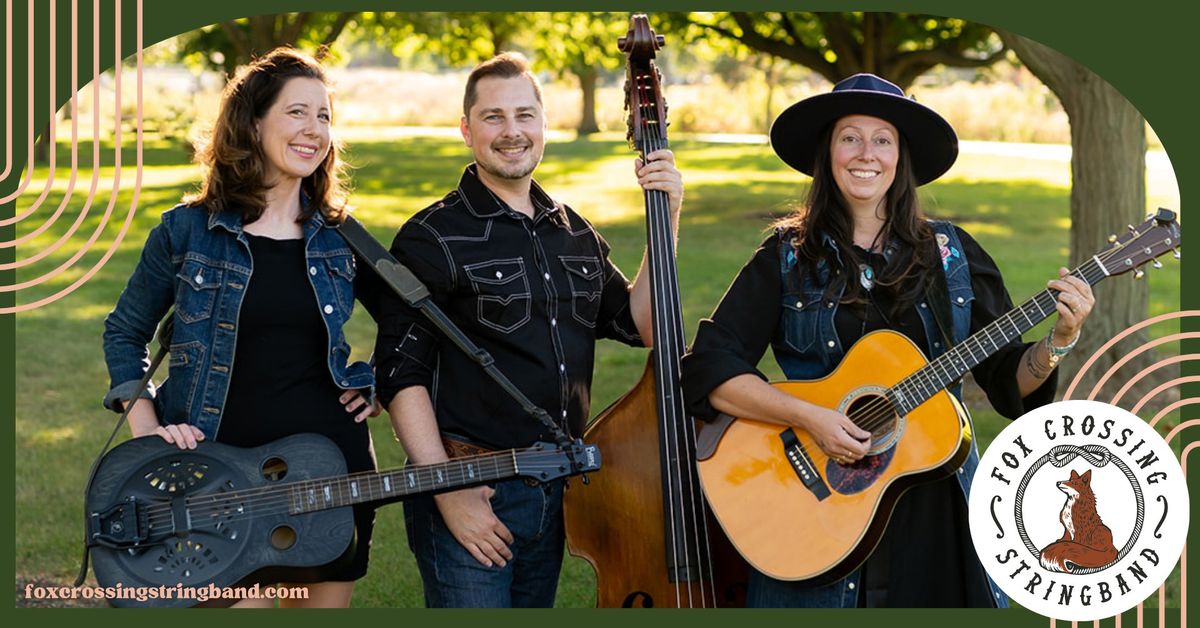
[680,74,1096,607]
[101,48,380,607]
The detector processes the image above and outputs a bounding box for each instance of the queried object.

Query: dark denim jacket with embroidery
[772,220,1007,608]
[101,203,374,440]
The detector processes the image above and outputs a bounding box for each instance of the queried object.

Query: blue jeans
[747,568,862,608]
[404,478,565,607]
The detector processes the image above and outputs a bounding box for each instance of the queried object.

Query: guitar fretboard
[287,452,519,514]
[889,255,1111,415]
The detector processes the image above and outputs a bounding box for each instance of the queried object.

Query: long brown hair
[775,122,937,313]
[186,47,350,224]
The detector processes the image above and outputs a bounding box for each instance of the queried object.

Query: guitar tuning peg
[1107,234,1118,243]
[1174,248,1182,259]
[1152,260,1163,269]
[1134,269,1145,280]
[1127,224,1137,232]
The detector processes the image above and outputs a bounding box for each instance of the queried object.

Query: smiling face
[460,75,546,186]
[256,77,331,186]
[829,114,900,215]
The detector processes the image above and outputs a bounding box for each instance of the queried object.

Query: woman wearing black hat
[680,74,1095,607]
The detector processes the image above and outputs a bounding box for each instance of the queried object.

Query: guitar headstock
[515,441,602,482]
[620,13,668,154]
[1096,208,1181,279]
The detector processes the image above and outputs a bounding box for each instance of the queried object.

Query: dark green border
[2,1,1195,626]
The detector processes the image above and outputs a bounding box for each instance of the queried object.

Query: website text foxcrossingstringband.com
[22,582,309,604]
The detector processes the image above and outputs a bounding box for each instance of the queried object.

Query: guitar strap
[73,315,174,586]
[75,216,576,585]
[336,216,570,448]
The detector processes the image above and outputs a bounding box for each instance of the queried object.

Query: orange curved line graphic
[0,0,141,314]
[1152,399,1200,429]
[1,0,81,249]
[1,0,13,182]
[0,0,124,294]
[1162,419,1200,446]
[1086,333,1200,400]
[1110,355,1200,407]
[0,0,57,218]
[1063,311,1200,400]
[1181,440,1198,628]
[0,0,38,204]
[0,0,100,271]
[1131,377,1200,415]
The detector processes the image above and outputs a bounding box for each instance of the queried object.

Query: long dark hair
[185,47,350,224]
[775,122,938,313]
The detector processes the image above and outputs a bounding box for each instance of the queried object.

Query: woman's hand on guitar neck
[800,406,873,464]
[1048,266,1095,344]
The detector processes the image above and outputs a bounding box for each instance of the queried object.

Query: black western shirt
[375,165,643,449]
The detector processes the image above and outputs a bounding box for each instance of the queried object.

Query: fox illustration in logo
[1039,469,1119,573]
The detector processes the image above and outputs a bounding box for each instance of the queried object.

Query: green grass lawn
[12,133,1181,607]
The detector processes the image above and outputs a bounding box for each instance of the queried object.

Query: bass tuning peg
[1134,269,1145,280]
[1127,224,1137,232]
[1174,249,1182,259]
[1107,234,1118,243]
[1152,260,1163,269]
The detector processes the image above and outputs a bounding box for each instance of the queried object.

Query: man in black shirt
[374,52,682,607]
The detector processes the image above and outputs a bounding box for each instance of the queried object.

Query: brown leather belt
[441,436,494,459]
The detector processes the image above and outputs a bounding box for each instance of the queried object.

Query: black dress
[681,226,1057,607]
[217,232,376,582]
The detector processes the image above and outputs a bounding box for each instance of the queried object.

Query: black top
[681,227,1057,607]
[218,233,368,451]
[374,165,643,449]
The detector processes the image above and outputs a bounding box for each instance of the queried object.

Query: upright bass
[562,14,747,608]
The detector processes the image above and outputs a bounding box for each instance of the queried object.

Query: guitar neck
[891,255,1109,414]
[285,451,518,514]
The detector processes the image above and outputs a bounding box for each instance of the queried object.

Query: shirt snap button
[195,274,204,285]
[495,271,503,279]
[827,340,835,348]
[309,266,317,276]
[324,304,334,314]
[957,297,965,304]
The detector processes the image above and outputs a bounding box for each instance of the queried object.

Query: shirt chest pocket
[778,291,825,354]
[559,255,602,328]
[463,258,532,333]
[322,253,357,316]
[175,258,223,324]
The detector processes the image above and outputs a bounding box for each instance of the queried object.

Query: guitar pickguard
[825,447,897,496]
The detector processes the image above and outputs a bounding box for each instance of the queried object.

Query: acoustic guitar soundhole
[826,392,901,495]
[844,392,903,454]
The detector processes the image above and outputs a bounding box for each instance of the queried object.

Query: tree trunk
[576,66,600,136]
[34,120,52,163]
[761,55,778,134]
[999,32,1170,405]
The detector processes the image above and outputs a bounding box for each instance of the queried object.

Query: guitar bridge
[780,429,830,501]
[88,496,154,548]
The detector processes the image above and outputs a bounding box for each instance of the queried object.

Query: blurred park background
[11,12,1181,607]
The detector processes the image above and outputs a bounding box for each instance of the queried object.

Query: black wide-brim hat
[770,73,958,186]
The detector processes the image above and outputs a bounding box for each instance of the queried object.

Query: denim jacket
[771,221,1007,608]
[102,203,374,440]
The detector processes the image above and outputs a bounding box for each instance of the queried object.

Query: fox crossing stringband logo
[969,400,1188,621]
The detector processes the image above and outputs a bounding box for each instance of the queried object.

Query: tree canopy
[665,12,1006,88]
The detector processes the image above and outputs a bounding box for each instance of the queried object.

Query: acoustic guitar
[695,210,1180,583]
[85,433,599,606]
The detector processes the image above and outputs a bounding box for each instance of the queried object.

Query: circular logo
[969,400,1188,621]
